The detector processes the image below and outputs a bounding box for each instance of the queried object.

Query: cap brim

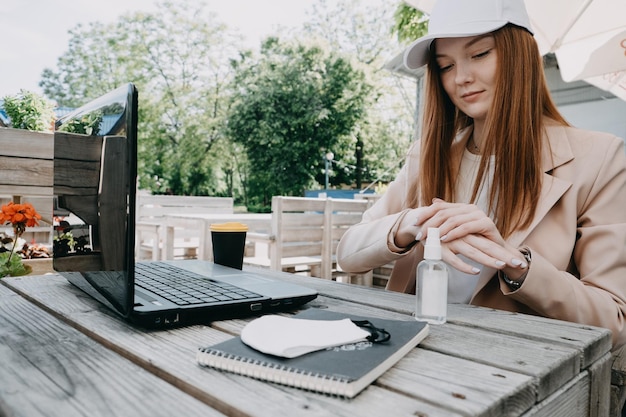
[403,35,437,70]
[403,21,509,70]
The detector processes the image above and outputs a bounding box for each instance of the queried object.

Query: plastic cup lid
[209,222,248,232]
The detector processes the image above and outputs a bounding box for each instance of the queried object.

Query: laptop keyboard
[135,262,264,306]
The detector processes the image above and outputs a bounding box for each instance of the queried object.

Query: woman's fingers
[442,237,500,274]
[441,216,504,246]
[416,200,527,275]
[421,201,500,241]
[440,234,528,274]
[441,245,482,274]
[398,205,446,244]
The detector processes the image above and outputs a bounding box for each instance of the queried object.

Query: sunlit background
[1,0,378,95]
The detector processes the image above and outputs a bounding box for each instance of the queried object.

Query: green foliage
[57,110,103,135]
[40,0,241,197]
[392,3,429,43]
[0,252,30,278]
[299,0,416,189]
[39,0,420,202]
[226,38,372,208]
[1,90,55,131]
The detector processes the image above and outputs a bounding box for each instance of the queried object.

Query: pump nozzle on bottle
[415,227,448,324]
[423,227,442,260]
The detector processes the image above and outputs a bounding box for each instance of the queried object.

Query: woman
[337,0,626,349]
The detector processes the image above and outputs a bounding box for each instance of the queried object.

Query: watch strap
[499,248,532,290]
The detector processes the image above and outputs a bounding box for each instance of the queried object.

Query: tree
[392,2,429,44]
[226,38,372,209]
[40,0,242,196]
[297,0,420,190]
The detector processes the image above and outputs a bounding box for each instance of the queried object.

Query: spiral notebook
[196,309,429,398]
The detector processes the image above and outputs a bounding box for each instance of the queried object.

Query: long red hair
[408,24,568,238]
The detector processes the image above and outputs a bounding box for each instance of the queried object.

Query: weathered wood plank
[233,269,613,412]
[610,346,626,415]
[420,321,581,402]
[0,128,53,201]
[3,275,527,417]
[137,195,234,218]
[0,129,54,241]
[3,273,611,417]
[521,372,590,417]
[0,127,53,159]
[0,283,223,417]
[214,293,589,413]
[588,353,612,417]
[0,184,53,197]
[53,131,103,161]
[380,348,536,417]
[280,271,611,370]
[0,156,53,187]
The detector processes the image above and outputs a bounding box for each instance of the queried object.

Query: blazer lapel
[506,173,571,247]
[472,122,574,296]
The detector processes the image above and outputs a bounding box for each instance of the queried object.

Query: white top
[448,149,495,303]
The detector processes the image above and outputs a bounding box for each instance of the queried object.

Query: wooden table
[163,213,272,260]
[0,269,612,417]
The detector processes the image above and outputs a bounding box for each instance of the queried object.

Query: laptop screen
[53,83,138,318]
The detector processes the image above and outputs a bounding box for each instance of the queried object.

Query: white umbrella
[584,71,626,102]
[403,0,626,99]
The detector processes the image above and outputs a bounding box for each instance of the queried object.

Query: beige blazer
[337,121,626,349]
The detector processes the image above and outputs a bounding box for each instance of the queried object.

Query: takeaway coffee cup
[210,222,248,270]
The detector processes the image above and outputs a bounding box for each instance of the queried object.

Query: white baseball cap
[404,0,533,70]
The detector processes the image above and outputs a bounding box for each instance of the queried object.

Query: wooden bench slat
[244,196,371,283]
[135,194,234,261]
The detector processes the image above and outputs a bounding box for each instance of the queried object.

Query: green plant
[1,90,55,131]
[53,231,75,257]
[0,252,30,277]
[57,110,103,135]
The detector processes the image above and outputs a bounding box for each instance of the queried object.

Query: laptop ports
[164,313,180,325]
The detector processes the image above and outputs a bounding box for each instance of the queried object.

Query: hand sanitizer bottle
[416,227,448,324]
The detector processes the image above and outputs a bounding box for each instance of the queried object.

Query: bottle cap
[423,227,442,260]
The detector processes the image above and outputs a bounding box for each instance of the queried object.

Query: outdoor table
[163,213,272,260]
[0,268,612,417]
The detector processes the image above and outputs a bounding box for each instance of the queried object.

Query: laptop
[53,83,317,328]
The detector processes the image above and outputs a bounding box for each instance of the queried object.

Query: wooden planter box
[23,258,54,275]
[0,127,54,244]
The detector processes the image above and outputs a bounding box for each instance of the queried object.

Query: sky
[0,0,328,97]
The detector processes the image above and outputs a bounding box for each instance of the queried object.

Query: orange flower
[0,201,42,277]
[0,202,42,235]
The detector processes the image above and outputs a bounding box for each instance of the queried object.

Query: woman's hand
[414,199,528,277]
[394,205,442,248]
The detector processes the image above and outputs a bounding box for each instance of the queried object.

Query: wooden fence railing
[0,127,53,245]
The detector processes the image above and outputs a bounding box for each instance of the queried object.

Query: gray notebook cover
[197,308,429,397]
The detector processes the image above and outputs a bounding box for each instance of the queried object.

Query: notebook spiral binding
[197,348,351,396]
